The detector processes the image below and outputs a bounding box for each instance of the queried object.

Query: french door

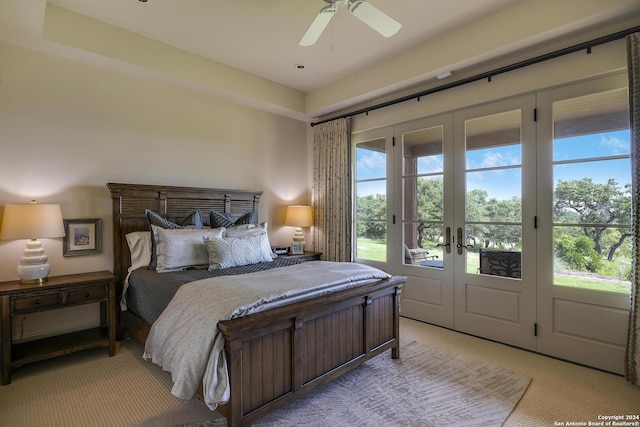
[355,73,631,373]
[394,114,455,328]
[536,74,631,373]
[452,96,537,350]
[395,96,537,349]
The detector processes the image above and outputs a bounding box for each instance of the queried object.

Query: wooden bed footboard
[216,275,404,427]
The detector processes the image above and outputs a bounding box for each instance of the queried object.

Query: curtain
[312,118,352,262]
[626,32,640,385]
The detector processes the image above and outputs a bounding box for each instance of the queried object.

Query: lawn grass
[553,274,631,294]
[356,238,630,294]
[355,237,387,261]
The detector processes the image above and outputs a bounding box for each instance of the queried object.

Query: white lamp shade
[1,203,65,240]
[284,206,313,227]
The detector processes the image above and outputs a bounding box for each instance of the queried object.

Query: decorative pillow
[203,232,274,270]
[224,221,267,237]
[125,231,152,271]
[224,222,276,258]
[209,210,256,228]
[152,225,225,273]
[146,209,204,269]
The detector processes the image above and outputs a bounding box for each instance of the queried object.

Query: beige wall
[0,42,310,340]
[349,39,628,134]
[0,32,629,342]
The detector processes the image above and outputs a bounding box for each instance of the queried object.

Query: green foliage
[355,175,632,283]
[554,233,603,273]
[465,190,521,249]
[554,178,632,259]
[356,193,387,239]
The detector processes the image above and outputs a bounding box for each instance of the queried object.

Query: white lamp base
[292,227,305,245]
[17,239,51,284]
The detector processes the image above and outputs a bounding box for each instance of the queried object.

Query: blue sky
[356,129,631,200]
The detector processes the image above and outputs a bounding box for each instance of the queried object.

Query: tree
[465,190,521,250]
[414,178,443,247]
[554,178,631,260]
[356,193,386,239]
[554,233,603,272]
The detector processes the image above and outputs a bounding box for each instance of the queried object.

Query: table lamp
[0,200,65,284]
[284,205,313,245]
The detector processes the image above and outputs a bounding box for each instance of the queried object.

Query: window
[355,138,387,261]
[402,125,445,267]
[552,88,632,293]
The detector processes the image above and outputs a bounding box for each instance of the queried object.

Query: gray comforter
[142,261,391,410]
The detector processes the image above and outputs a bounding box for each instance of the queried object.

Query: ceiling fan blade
[299,6,336,46]
[348,0,401,38]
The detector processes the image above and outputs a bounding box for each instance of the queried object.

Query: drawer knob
[84,292,90,298]
[35,299,42,305]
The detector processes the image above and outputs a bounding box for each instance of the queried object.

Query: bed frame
[108,182,405,427]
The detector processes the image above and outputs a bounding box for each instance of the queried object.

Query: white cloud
[417,155,443,173]
[357,150,386,172]
[601,134,630,154]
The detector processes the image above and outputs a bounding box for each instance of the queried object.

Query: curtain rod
[310,25,640,127]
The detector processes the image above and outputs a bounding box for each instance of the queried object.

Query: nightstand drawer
[66,285,106,305]
[12,293,61,314]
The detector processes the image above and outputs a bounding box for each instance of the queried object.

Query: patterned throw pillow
[145,209,204,269]
[209,210,256,228]
[224,222,276,259]
[146,209,203,229]
[203,232,274,270]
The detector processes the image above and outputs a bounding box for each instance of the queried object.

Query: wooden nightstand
[281,251,322,262]
[0,270,116,385]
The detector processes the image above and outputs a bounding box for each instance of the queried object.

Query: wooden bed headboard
[107,183,263,285]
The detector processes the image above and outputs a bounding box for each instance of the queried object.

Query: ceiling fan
[299,0,401,47]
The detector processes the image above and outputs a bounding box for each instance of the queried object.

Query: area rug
[135,340,531,427]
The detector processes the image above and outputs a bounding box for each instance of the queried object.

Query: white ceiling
[47,0,526,93]
[2,0,639,121]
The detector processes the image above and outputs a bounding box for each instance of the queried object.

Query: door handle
[436,226,451,254]
[455,227,473,255]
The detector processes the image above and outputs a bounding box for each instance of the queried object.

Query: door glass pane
[552,88,631,293]
[402,126,444,268]
[465,110,522,278]
[355,138,387,262]
[467,225,522,278]
[466,170,522,222]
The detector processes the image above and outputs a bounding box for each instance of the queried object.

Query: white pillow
[224,222,276,258]
[224,221,267,237]
[152,225,225,273]
[125,231,152,271]
[203,232,274,270]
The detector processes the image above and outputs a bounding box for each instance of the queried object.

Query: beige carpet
[135,340,531,427]
[3,318,637,427]
[0,338,181,427]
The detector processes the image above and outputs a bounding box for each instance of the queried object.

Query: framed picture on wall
[290,243,304,255]
[63,218,102,257]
